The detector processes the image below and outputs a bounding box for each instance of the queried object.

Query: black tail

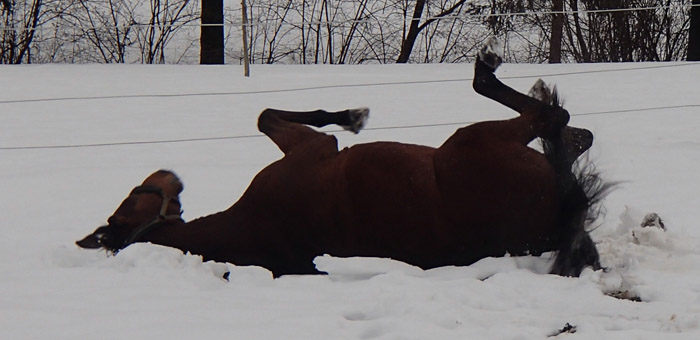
[542,128,612,277]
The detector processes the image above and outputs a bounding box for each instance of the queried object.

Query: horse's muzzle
[76,234,102,249]
[75,226,109,249]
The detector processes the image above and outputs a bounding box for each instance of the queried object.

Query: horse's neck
[145,209,240,260]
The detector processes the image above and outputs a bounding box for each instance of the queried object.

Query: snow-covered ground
[1,62,699,339]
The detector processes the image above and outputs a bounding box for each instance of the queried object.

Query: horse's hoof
[476,37,503,72]
[641,212,665,230]
[342,107,369,134]
[528,79,553,104]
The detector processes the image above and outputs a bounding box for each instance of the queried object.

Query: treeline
[0,0,694,64]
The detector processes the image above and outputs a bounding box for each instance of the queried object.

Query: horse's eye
[107,215,126,226]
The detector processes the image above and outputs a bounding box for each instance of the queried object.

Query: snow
[1,62,700,339]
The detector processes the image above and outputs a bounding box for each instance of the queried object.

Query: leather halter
[121,185,184,248]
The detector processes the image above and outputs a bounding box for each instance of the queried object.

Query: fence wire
[1,62,698,151]
[0,62,695,105]
[1,3,697,33]
[2,103,698,151]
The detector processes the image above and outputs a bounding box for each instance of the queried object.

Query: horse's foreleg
[472,38,569,139]
[472,39,538,114]
[257,108,369,155]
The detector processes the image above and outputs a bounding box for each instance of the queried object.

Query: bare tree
[337,0,368,64]
[246,0,296,64]
[549,0,564,63]
[69,0,137,63]
[136,0,198,63]
[560,0,690,62]
[396,0,469,63]
[5,0,695,64]
[1,0,43,63]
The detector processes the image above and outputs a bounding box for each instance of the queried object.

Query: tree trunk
[396,0,426,63]
[200,0,224,64]
[396,0,467,63]
[689,0,700,61]
[568,0,590,62]
[549,0,564,63]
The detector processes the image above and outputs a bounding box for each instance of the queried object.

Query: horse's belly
[433,143,560,256]
[328,143,457,263]
[242,141,559,270]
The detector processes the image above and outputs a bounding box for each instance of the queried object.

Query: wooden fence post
[241,0,250,76]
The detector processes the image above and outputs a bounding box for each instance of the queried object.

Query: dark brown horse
[77,40,606,277]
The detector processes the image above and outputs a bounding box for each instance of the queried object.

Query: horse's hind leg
[258,108,369,155]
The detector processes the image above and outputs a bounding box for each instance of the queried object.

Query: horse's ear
[165,170,184,195]
[142,170,183,196]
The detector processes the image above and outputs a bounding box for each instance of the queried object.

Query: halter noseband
[121,185,183,248]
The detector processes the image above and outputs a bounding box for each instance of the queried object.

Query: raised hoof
[476,37,503,72]
[528,79,553,104]
[528,78,570,137]
[342,107,369,134]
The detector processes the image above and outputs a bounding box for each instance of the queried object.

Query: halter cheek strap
[121,185,184,248]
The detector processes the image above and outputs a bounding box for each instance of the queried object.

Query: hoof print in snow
[640,212,665,230]
[606,290,643,302]
[549,323,577,337]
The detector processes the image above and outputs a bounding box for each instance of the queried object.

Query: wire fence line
[240,3,699,28]
[1,62,696,106]
[2,1,696,149]
[3,1,694,64]
[2,93,698,151]
[1,3,697,33]
[2,103,698,151]
[1,53,696,149]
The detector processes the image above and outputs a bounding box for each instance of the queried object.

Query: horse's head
[76,170,184,253]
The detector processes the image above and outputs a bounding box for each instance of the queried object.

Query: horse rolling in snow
[77,39,607,278]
